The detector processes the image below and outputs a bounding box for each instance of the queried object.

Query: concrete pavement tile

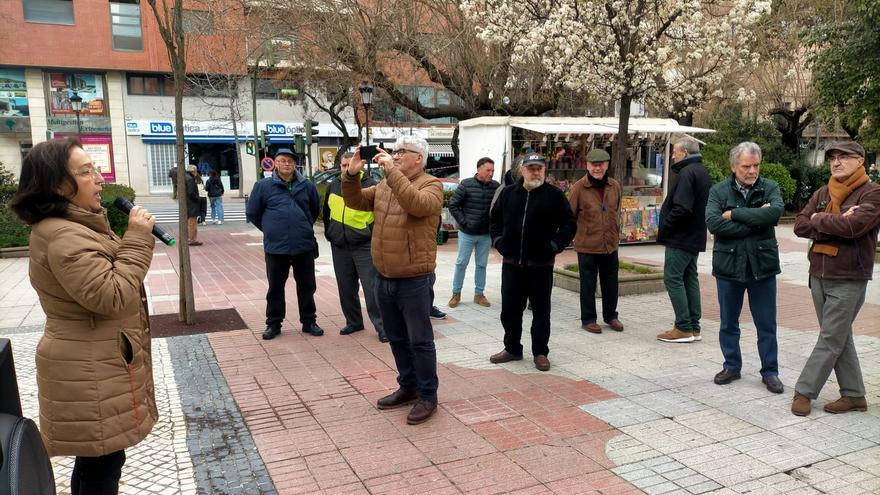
[776,420,876,457]
[838,446,880,476]
[437,452,542,494]
[723,430,828,472]
[674,409,762,442]
[628,390,710,418]
[621,418,715,455]
[579,398,664,428]
[505,444,604,483]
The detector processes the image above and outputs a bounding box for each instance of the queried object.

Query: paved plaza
[1,208,878,494]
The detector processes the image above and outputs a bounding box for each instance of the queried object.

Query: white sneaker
[217,220,222,225]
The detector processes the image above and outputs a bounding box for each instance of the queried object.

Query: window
[185,75,233,98]
[255,79,280,100]
[127,73,176,96]
[181,9,213,34]
[23,0,74,24]
[110,1,143,51]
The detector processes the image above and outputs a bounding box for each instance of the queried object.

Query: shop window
[110,1,143,51]
[181,9,213,34]
[46,72,106,116]
[127,73,176,96]
[23,0,74,24]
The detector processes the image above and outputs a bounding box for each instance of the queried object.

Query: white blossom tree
[462,0,772,172]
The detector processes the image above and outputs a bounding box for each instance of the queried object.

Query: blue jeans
[717,276,778,377]
[209,196,224,222]
[451,232,491,295]
[376,274,438,400]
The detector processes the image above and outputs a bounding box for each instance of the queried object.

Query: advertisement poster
[48,73,106,116]
[0,69,29,117]
[57,134,116,182]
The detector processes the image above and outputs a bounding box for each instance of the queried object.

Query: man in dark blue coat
[246,148,323,340]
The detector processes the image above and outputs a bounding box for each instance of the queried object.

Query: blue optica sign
[150,122,173,134]
[265,123,286,135]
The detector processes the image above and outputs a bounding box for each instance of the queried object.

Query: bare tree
[144,0,197,324]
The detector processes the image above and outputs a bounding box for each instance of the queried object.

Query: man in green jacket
[705,142,785,394]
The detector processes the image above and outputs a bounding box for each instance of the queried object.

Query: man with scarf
[705,142,784,394]
[568,149,624,334]
[656,138,712,343]
[791,141,880,416]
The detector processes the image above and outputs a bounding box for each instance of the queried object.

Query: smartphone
[360,145,380,163]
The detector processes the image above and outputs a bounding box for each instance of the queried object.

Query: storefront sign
[2,117,30,133]
[126,119,444,141]
[47,116,112,134]
[0,68,29,117]
[47,73,106,116]
[55,133,116,182]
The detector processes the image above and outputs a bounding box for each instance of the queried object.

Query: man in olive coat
[705,142,784,394]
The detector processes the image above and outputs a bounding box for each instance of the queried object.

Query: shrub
[100,183,136,237]
[789,163,831,211]
[0,184,30,248]
[759,163,796,205]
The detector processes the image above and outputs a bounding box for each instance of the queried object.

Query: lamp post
[69,91,83,136]
[358,81,374,146]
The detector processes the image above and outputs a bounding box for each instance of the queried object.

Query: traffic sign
[260,157,275,171]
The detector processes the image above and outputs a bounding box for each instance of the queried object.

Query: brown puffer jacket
[342,167,443,278]
[568,176,622,254]
[28,205,157,457]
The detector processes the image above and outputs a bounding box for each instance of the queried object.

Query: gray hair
[729,141,762,166]
[342,151,354,159]
[674,138,700,155]
[394,135,429,166]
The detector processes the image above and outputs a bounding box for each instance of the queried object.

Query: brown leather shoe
[448,293,461,308]
[791,392,811,416]
[582,323,602,334]
[473,294,491,307]
[490,350,523,364]
[406,399,437,425]
[607,319,624,331]
[824,396,867,414]
[534,355,551,372]
[377,388,418,410]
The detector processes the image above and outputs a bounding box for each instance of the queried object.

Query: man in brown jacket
[342,136,444,425]
[568,149,624,334]
[791,141,880,416]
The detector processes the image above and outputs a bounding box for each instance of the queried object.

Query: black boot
[262,326,281,340]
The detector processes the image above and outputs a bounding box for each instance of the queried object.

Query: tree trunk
[174,60,196,324]
[451,125,460,166]
[231,103,244,198]
[613,94,633,183]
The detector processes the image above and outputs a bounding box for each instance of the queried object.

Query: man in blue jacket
[246,148,323,340]
[705,142,785,394]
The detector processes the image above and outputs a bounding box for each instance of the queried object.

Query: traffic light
[305,120,319,145]
[259,130,267,151]
[294,134,305,155]
[246,141,254,156]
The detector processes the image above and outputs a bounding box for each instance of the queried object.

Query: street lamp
[69,91,83,136]
[358,81,374,146]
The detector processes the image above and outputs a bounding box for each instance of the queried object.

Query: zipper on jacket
[128,363,141,427]
[519,190,531,265]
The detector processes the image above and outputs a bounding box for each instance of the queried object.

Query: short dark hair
[10,138,82,225]
[209,170,218,179]
[476,157,495,169]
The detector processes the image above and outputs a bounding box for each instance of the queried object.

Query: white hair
[729,141,762,166]
[394,135,429,167]
[674,138,700,154]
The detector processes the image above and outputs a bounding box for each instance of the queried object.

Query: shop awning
[511,121,714,135]
[143,136,242,143]
[429,143,455,157]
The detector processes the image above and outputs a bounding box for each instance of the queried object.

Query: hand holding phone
[360,145,380,163]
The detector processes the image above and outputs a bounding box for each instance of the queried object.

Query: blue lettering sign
[150,122,173,134]
[265,123,286,135]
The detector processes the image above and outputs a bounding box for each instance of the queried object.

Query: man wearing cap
[448,157,500,308]
[705,142,785,394]
[246,148,324,340]
[342,136,444,425]
[656,138,712,343]
[489,153,577,371]
[791,141,880,416]
[568,148,624,334]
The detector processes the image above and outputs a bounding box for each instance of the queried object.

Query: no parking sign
[260,157,275,171]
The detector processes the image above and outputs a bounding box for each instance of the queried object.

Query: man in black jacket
[448,157,500,308]
[322,152,386,341]
[656,138,712,343]
[488,154,577,371]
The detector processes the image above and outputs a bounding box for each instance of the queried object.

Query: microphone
[113,197,176,246]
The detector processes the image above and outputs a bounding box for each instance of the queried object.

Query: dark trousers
[500,263,553,357]
[717,276,779,377]
[577,251,619,324]
[265,252,317,328]
[71,450,126,495]
[663,247,702,332]
[376,274,438,400]
[331,244,384,334]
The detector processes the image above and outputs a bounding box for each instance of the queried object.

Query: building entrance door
[147,142,179,195]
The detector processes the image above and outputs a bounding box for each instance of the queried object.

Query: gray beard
[524,178,543,190]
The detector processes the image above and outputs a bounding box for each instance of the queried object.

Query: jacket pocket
[712,243,737,279]
[754,238,780,278]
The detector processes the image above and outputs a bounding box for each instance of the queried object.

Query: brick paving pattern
[1,217,878,494]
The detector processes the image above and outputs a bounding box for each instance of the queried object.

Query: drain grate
[150,308,248,338]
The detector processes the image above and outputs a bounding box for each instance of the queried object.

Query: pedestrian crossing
[144,202,248,224]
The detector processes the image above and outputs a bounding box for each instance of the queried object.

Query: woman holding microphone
[11,138,158,494]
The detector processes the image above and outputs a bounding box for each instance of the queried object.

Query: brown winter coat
[342,167,443,278]
[568,176,622,254]
[28,205,157,457]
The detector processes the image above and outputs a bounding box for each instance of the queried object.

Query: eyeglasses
[828,154,860,164]
[391,149,419,157]
[74,166,101,180]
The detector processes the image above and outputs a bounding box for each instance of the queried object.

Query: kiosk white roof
[458,116,714,135]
